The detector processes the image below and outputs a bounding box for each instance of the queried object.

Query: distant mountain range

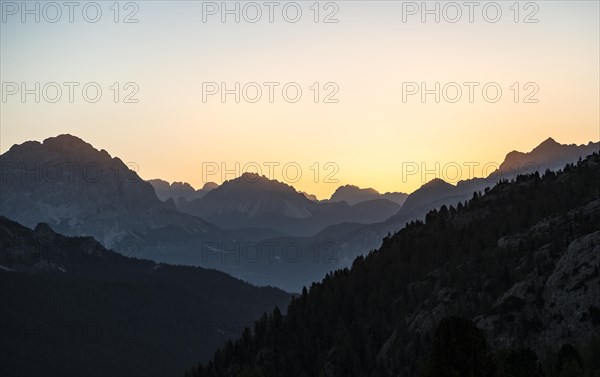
[0,135,596,292]
[149,180,407,208]
[0,134,402,290]
[378,137,600,240]
[0,216,290,376]
[174,173,402,237]
[148,179,218,202]
[395,137,599,221]
[329,184,408,206]
[248,138,599,290]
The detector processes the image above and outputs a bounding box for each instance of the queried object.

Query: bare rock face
[473,201,600,354]
[474,231,600,353]
[542,231,600,345]
[0,134,231,264]
[374,197,600,367]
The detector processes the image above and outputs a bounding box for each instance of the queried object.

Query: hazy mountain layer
[329,184,408,206]
[0,217,290,376]
[177,173,402,237]
[148,179,218,202]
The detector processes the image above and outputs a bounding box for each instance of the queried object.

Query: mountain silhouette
[148,179,219,202]
[390,137,599,224]
[1,135,596,292]
[0,134,235,266]
[188,152,600,377]
[329,184,408,206]
[248,138,599,290]
[497,137,597,177]
[177,173,402,237]
[0,216,290,376]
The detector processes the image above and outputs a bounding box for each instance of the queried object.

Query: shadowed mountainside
[189,152,600,377]
[0,217,291,376]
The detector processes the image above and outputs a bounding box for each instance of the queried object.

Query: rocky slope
[0,134,237,266]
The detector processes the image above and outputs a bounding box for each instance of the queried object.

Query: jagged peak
[171,181,195,190]
[532,137,561,151]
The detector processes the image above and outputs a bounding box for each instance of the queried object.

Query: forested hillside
[188,153,600,377]
[0,218,290,376]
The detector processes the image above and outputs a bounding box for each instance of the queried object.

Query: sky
[1,0,599,198]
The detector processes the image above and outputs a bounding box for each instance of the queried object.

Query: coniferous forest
[188,153,600,377]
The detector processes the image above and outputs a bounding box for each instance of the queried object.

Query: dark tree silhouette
[421,317,496,377]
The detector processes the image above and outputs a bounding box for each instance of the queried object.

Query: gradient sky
[1,0,599,198]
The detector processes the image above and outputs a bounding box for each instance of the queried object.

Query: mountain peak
[33,222,57,242]
[216,172,301,196]
[334,185,380,195]
[329,185,381,205]
[202,182,219,190]
[239,172,263,181]
[330,184,407,206]
[34,222,54,233]
[42,133,95,151]
[421,178,452,189]
[496,137,599,178]
[534,137,560,151]
[45,133,87,144]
